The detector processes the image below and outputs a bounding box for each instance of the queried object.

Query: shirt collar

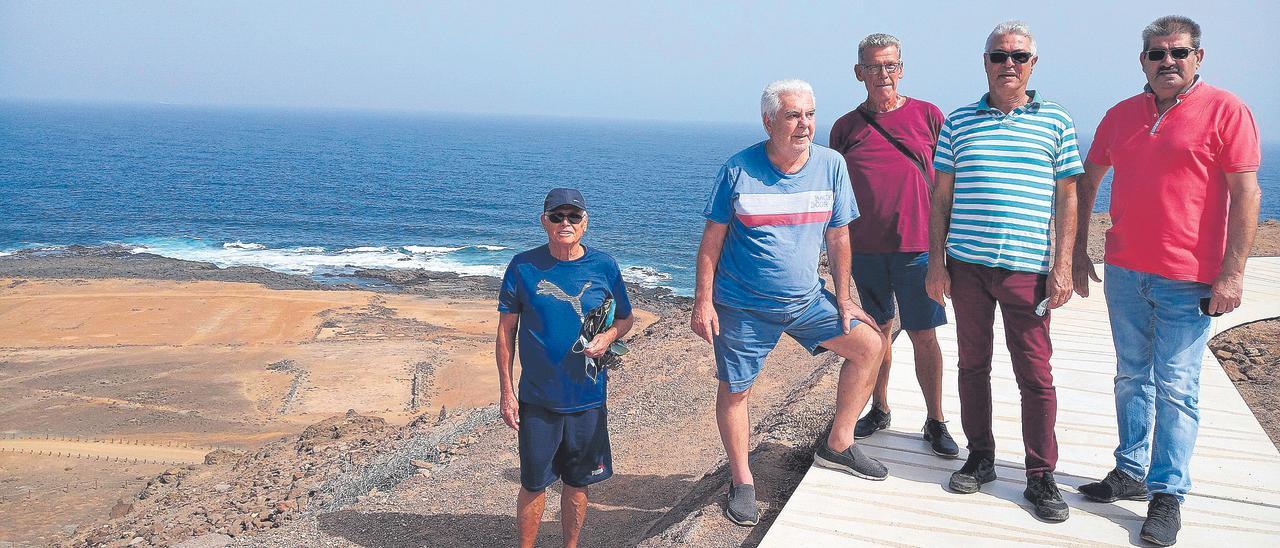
[1143,74,1202,98]
[977,90,1042,114]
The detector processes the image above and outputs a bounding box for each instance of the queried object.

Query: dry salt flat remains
[764,257,1280,547]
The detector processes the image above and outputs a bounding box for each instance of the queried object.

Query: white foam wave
[622,265,673,287]
[223,241,266,250]
[473,244,508,251]
[128,240,504,279]
[404,245,465,254]
[0,251,12,257]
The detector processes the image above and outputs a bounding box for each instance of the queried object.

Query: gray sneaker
[813,441,888,480]
[725,483,759,526]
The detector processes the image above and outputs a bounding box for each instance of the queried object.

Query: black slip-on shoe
[922,419,959,458]
[725,483,759,526]
[1079,468,1149,503]
[813,441,888,481]
[854,405,891,439]
[1024,472,1070,522]
[948,453,996,494]
[1140,493,1181,546]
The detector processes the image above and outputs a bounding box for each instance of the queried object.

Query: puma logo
[536,280,591,320]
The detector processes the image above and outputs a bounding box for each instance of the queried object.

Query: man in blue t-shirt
[692,80,886,527]
[496,188,634,548]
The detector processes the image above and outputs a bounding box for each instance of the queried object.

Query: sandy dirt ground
[0,276,657,546]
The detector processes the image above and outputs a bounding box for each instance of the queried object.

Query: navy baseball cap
[543,188,587,212]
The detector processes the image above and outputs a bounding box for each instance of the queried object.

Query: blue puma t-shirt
[498,244,633,413]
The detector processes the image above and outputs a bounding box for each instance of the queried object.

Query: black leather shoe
[1024,472,1070,522]
[922,419,959,458]
[1140,493,1181,546]
[854,405,890,439]
[948,453,996,494]
[1079,468,1148,503]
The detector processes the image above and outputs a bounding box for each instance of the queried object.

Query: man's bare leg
[560,485,588,548]
[716,382,754,487]
[869,321,894,412]
[823,324,886,451]
[907,328,945,421]
[516,488,545,548]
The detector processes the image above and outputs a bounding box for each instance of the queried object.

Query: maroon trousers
[949,259,1058,478]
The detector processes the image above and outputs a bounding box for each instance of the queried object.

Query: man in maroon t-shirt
[829,33,956,458]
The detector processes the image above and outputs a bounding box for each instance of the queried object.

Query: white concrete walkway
[763,258,1280,547]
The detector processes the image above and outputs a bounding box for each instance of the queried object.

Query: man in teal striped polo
[924,20,1082,523]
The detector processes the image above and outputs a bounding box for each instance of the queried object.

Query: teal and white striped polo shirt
[933,91,1084,274]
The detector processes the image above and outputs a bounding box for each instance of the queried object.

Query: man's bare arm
[825,226,853,301]
[925,171,956,306]
[495,312,521,430]
[825,226,876,333]
[1209,171,1261,314]
[691,221,728,344]
[1045,175,1078,309]
[1071,162,1109,297]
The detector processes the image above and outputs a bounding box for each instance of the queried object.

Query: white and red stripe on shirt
[733,190,835,227]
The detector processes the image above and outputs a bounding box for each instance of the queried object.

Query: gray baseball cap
[543,188,587,212]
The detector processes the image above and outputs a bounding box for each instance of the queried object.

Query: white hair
[858,33,902,62]
[985,20,1037,55]
[760,79,814,123]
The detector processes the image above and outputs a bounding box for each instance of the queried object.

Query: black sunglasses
[546,212,584,224]
[986,51,1033,64]
[1144,47,1195,62]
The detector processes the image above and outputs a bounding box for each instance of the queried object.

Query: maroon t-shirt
[829,97,944,253]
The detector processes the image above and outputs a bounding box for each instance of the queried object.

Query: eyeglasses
[546,212,584,224]
[1144,47,1195,62]
[859,62,901,74]
[986,51,1033,64]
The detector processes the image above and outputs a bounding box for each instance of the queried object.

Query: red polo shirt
[1087,80,1261,283]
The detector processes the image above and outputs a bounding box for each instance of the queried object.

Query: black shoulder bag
[857,108,932,184]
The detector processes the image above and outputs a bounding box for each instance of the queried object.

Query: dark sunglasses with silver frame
[1144,47,1195,62]
[986,50,1033,64]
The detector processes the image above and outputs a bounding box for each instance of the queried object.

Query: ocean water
[1,102,1277,295]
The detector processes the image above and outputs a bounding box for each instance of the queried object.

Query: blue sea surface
[1,102,1277,295]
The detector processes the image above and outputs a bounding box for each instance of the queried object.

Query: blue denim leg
[1104,264,1210,501]
[1104,265,1156,483]
[1147,274,1211,500]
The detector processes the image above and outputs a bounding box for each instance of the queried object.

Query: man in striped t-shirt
[925,21,1083,523]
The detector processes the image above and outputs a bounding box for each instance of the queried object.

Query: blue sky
[2,1,1276,137]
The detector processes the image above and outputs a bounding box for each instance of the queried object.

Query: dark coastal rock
[0,246,323,290]
[352,267,502,295]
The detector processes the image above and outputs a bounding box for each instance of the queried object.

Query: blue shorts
[518,403,612,492]
[712,290,854,393]
[851,252,947,331]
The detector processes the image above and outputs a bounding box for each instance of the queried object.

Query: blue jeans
[1104,264,1212,500]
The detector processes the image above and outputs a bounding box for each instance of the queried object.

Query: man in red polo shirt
[1073,15,1262,547]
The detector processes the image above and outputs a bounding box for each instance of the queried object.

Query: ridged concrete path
[763,257,1280,547]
